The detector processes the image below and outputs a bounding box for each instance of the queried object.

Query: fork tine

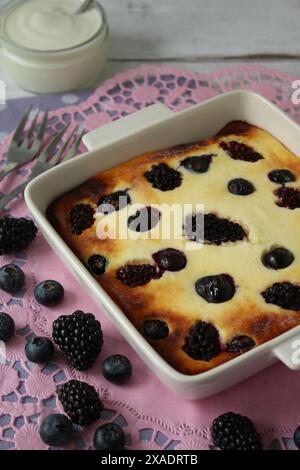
[12,105,33,144]
[36,108,49,141]
[63,129,86,161]
[23,109,40,147]
[56,125,79,162]
[30,108,50,153]
[38,124,70,164]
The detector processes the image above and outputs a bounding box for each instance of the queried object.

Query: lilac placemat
[0,89,92,144]
[0,65,300,450]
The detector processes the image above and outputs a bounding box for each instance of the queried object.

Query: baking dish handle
[273,333,300,370]
[82,103,174,151]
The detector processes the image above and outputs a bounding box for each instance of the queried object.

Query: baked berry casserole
[47,120,300,375]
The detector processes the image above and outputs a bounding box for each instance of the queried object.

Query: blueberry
[25,336,54,363]
[262,247,294,270]
[293,425,300,449]
[93,423,125,450]
[143,319,169,340]
[227,178,255,196]
[0,312,15,342]
[87,255,107,275]
[152,248,187,272]
[128,206,160,232]
[98,190,131,213]
[226,335,255,353]
[102,354,132,384]
[39,414,72,447]
[195,274,235,303]
[34,280,64,306]
[181,155,214,173]
[0,264,25,294]
[268,169,295,184]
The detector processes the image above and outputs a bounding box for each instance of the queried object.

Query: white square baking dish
[25,90,300,399]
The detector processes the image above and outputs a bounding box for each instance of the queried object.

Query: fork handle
[0,162,18,183]
[0,178,32,210]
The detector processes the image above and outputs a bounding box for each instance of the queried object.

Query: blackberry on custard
[185,212,246,245]
[262,282,300,310]
[183,321,221,361]
[144,163,182,191]
[117,263,158,287]
[69,203,95,235]
[220,141,263,162]
[274,186,300,209]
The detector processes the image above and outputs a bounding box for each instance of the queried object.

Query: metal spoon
[76,0,94,14]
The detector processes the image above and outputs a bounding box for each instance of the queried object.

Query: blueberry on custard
[98,190,131,213]
[181,154,215,173]
[227,178,255,196]
[262,247,294,270]
[268,169,295,184]
[195,274,235,303]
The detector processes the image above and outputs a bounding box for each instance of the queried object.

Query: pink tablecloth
[0,65,300,450]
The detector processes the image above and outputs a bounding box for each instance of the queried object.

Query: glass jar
[0,0,109,93]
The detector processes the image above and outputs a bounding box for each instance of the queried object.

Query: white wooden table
[1,0,300,99]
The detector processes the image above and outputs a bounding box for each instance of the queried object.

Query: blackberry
[144,163,182,191]
[183,321,221,361]
[152,248,187,272]
[212,411,262,450]
[128,206,160,232]
[262,247,294,270]
[227,178,255,196]
[180,154,215,173]
[52,310,103,370]
[87,254,107,275]
[0,312,15,342]
[274,186,300,209]
[116,263,158,287]
[204,214,246,245]
[69,203,95,235]
[195,274,235,303]
[220,141,263,162]
[98,190,131,213]
[0,217,37,255]
[143,319,169,340]
[268,169,295,184]
[185,212,246,245]
[58,380,103,426]
[261,282,300,310]
[226,335,255,353]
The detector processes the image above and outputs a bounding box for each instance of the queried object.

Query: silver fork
[0,107,49,182]
[0,125,85,210]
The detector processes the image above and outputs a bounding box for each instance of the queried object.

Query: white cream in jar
[2,0,103,51]
[0,0,109,93]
